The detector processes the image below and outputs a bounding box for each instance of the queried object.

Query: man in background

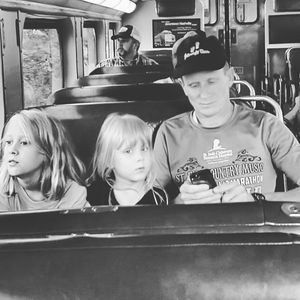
[96,25,158,68]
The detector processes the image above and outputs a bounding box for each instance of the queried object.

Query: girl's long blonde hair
[0,109,86,200]
[90,113,156,189]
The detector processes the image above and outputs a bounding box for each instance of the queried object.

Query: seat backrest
[47,91,287,190]
[53,83,187,104]
[78,71,171,86]
[44,99,192,169]
[139,49,172,66]
[89,64,172,75]
[50,82,190,168]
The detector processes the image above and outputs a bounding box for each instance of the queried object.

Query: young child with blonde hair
[88,113,167,206]
[0,109,89,211]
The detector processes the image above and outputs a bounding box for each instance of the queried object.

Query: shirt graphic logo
[184,41,210,60]
[212,139,225,151]
[177,157,201,172]
[210,149,264,193]
[235,149,262,162]
[176,158,202,183]
[203,139,233,164]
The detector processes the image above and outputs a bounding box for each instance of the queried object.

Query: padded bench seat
[53,83,187,104]
[45,99,192,167]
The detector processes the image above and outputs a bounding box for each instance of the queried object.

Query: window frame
[204,0,219,26]
[234,0,259,25]
[83,20,97,76]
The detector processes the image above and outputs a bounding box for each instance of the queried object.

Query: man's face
[117,37,137,59]
[181,67,234,121]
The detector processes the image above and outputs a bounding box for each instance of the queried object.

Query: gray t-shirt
[154,102,300,200]
[0,179,88,211]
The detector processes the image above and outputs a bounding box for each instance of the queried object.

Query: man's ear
[177,78,188,96]
[177,77,183,87]
[226,67,235,87]
[133,41,140,52]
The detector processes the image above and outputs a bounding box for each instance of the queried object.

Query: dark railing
[0,202,300,299]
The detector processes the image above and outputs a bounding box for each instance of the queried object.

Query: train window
[83,22,97,75]
[22,19,63,108]
[203,0,218,25]
[235,0,259,24]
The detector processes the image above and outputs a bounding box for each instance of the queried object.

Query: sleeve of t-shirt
[154,123,179,201]
[57,181,89,209]
[263,114,300,186]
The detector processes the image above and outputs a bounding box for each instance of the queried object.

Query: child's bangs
[5,114,35,143]
[117,119,151,149]
[12,113,46,156]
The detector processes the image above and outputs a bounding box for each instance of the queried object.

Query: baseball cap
[111,25,141,43]
[172,30,227,78]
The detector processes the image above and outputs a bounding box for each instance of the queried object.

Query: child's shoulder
[65,179,86,193]
[59,180,88,209]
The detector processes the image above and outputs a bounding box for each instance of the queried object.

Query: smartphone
[189,169,217,189]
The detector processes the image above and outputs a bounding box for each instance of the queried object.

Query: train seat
[46,92,284,178]
[1,201,300,300]
[45,97,192,168]
[88,64,172,77]
[53,82,187,104]
[78,72,171,86]
[139,49,172,66]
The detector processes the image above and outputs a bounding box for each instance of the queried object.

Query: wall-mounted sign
[153,18,201,48]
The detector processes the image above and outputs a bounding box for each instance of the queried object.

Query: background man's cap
[172,31,227,78]
[111,25,141,43]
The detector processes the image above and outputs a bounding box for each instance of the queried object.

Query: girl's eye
[4,140,12,146]
[124,148,132,154]
[20,140,29,146]
[142,146,149,152]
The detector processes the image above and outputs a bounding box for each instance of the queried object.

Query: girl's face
[2,117,45,182]
[112,139,151,187]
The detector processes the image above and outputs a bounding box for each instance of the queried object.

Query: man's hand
[175,181,254,204]
[175,181,221,204]
[213,182,254,203]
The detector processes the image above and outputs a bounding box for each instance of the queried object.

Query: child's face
[112,140,151,186]
[2,117,45,182]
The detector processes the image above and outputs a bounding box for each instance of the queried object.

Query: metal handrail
[232,95,284,122]
[233,80,256,96]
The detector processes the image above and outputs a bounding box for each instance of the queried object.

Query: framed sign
[153,18,201,48]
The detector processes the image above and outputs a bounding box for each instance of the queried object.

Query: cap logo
[119,27,128,33]
[184,41,211,60]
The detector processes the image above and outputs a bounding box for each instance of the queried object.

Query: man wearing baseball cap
[96,25,158,68]
[154,30,300,204]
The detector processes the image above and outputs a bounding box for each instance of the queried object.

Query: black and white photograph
[0,0,299,299]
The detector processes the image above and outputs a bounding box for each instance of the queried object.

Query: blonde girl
[0,109,89,211]
[88,113,167,206]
